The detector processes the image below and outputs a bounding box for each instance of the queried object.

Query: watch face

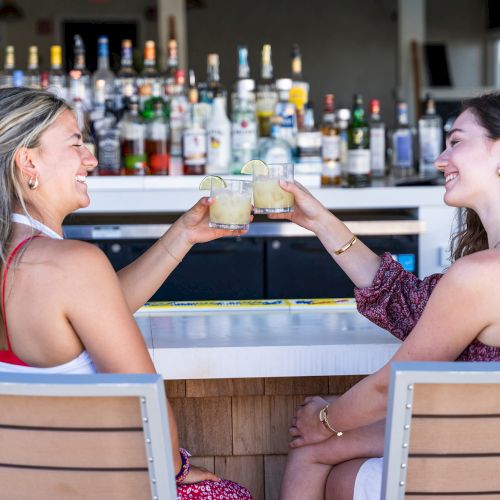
[319,407,327,422]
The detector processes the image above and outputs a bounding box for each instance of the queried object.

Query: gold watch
[319,404,343,437]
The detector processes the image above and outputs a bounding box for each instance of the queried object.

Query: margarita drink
[252,163,294,213]
[209,179,252,230]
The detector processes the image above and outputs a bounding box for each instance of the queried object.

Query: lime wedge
[240,159,269,176]
[199,175,227,190]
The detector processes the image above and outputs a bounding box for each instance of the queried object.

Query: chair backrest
[0,372,178,500]
[381,361,500,500]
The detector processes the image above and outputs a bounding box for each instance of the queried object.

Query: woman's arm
[116,197,247,313]
[291,252,499,447]
[62,241,218,483]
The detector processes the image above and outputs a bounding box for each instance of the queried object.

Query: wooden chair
[0,372,178,500]
[381,361,500,499]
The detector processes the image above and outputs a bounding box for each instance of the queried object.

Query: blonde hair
[0,87,70,349]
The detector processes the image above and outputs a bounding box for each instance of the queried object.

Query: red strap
[1,236,41,366]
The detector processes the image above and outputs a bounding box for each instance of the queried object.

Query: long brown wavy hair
[450,93,500,262]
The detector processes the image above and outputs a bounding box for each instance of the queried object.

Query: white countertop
[136,305,401,380]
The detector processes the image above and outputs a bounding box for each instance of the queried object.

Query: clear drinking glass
[252,163,295,214]
[209,179,253,230]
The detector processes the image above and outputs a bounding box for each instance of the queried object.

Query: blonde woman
[0,87,251,499]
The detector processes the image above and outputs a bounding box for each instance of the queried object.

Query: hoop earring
[28,175,39,190]
[497,168,500,177]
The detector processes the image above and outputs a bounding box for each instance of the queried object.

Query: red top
[0,236,40,366]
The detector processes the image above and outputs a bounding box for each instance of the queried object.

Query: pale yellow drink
[209,180,252,230]
[252,163,295,214]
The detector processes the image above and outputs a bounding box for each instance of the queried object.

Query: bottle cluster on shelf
[0,30,444,186]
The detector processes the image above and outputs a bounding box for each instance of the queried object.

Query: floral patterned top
[354,252,500,361]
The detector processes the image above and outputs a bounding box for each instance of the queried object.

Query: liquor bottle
[206,96,231,174]
[164,15,178,97]
[347,94,371,187]
[418,94,443,175]
[182,102,207,175]
[142,81,166,121]
[47,45,67,100]
[0,46,15,88]
[257,116,293,164]
[116,39,137,101]
[169,69,188,162]
[12,70,24,87]
[273,78,297,152]
[198,53,226,125]
[231,79,257,173]
[119,97,148,175]
[390,100,414,177]
[289,44,309,131]
[231,46,253,110]
[321,94,342,186]
[25,46,41,89]
[187,69,199,105]
[138,41,161,111]
[69,35,92,109]
[296,103,322,173]
[95,117,121,176]
[92,36,115,109]
[369,99,386,178]
[256,44,278,138]
[146,99,170,175]
[337,108,351,179]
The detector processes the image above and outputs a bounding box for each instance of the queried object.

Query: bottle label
[169,155,184,176]
[183,129,207,166]
[370,128,386,175]
[419,127,442,164]
[98,138,121,173]
[231,119,257,150]
[322,135,340,162]
[347,149,371,175]
[394,133,412,167]
[261,145,291,164]
[289,84,308,111]
[256,91,278,115]
[207,128,230,169]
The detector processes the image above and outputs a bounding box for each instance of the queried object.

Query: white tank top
[1,214,97,375]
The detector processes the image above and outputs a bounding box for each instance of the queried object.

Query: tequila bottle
[347,94,371,187]
[92,36,115,109]
[47,45,67,100]
[0,46,15,88]
[390,100,414,177]
[369,99,386,178]
[418,95,443,175]
[25,46,41,89]
[321,94,342,186]
[256,44,278,138]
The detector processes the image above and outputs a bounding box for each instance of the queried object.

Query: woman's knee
[325,458,367,500]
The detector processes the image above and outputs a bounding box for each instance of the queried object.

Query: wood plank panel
[0,395,141,427]
[0,468,151,500]
[406,456,500,492]
[186,378,264,397]
[165,380,186,398]
[232,396,302,455]
[215,456,264,500]
[409,417,500,454]
[328,375,365,394]
[190,456,215,471]
[265,377,328,395]
[0,428,146,468]
[170,397,232,456]
[264,455,287,500]
[413,384,500,414]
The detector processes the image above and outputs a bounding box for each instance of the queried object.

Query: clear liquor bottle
[231,79,257,173]
[289,44,309,131]
[170,69,189,160]
[390,100,414,177]
[347,94,371,187]
[256,44,278,138]
[198,53,226,125]
[138,41,161,111]
[69,35,92,109]
[418,94,443,175]
[47,45,67,101]
[164,15,178,97]
[321,94,342,186]
[0,46,15,88]
[116,39,137,101]
[206,96,231,174]
[92,36,115,109]
[25,46,41,89]
[183,101,207,175]
[257,117,293,164]
[273,78,297,152]
[231,46,253,110]
[146,99,169,175]
[369,99,386,178]
[119,97,148,175]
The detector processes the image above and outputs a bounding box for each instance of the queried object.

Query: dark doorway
[62,21,138,72]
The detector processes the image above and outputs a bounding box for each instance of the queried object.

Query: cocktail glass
[209,179,253,230]
[252,163,295,214]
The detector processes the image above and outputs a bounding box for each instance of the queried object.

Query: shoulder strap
[1,236,42,355]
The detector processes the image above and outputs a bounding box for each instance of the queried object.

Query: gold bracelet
[319,404,343,437]
[159,237,183,264]
[334,235,357,256]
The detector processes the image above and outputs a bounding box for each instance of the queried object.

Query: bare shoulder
[445,250,500,289]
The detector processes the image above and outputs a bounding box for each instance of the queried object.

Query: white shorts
[353,457,383,500]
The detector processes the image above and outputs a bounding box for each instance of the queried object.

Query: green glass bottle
[347,94,371,187]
